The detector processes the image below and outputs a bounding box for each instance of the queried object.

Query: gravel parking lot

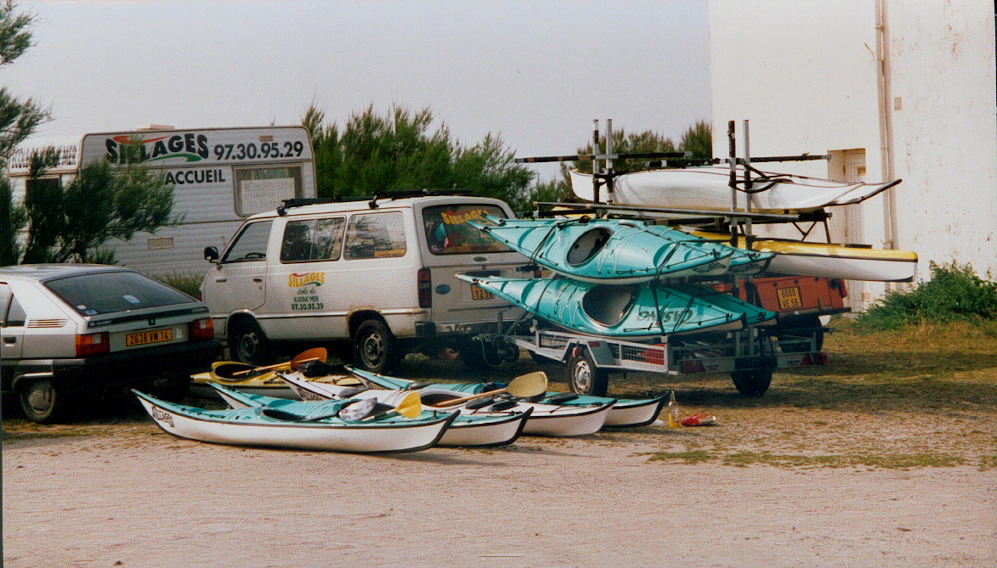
[3,399,995,568]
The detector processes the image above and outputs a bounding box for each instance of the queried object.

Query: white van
[7,126,316,276]
[200,194,533,373]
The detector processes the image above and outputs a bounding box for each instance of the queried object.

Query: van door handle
[215,278,228,283]
[3,336,16,344]
[253,277,264,282]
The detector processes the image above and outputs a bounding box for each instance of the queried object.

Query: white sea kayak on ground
[272,373,532,447]
[134,389,456,453]
[344,367,613,437]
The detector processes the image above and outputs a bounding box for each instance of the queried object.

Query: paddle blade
[291,347,328,367]
[392,391,423,419]
[506,371,548,399]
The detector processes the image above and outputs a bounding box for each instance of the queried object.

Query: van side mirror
[204,246,219,262]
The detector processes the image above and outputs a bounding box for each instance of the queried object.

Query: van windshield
[422,204,513,255]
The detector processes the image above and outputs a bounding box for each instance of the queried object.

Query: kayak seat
[582,285,637,327]
[337,386,369,398]
[465,396,497,410]
[299,360,346,378]
[488,399,518,411]
[548,392,579,404]
[567,227,613,266]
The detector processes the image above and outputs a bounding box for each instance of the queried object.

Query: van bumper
[416,321,506,337]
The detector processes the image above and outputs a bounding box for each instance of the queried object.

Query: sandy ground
[3,419,995,568]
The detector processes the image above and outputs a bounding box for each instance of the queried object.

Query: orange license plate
[126,328,173,347]
[470,285,494,301]
[776,286,803,310]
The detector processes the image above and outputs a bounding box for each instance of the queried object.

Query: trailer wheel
[353,319,402,374]
[19,377,66,424]
[567,350,609,397]
[730,368,773,396]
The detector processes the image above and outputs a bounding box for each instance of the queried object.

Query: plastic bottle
[667,390,681,428]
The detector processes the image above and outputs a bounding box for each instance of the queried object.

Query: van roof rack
[278,189,471,215]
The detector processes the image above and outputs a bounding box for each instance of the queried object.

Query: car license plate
[470,284,494,301]
[777,286,803,310]
[126,328,173,347]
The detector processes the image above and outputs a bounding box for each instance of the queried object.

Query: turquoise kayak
[469,215,734,283]
[216,381,532,448]
[347,367,667,428]
[133,389,456,453]
[458,275,774,337]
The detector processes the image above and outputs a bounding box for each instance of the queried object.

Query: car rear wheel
[353,319,401,374]
[230,319,274,366]
[19,378,65,424]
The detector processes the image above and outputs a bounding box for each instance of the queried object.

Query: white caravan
[6,126,316,276]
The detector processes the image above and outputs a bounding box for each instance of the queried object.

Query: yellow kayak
[692,231,918,282]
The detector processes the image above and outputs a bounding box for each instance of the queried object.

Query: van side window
[280,217,345,263]
[0,284,26,327]
[344,212,407,260]
[221,220,273,263]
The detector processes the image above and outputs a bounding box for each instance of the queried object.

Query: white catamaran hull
[692,232,919,282]
[569,167,900,213]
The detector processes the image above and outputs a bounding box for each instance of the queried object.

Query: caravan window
[234,166,304,217]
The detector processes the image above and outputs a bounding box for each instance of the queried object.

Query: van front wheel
[353,320,401,374]
[230,319,274,366]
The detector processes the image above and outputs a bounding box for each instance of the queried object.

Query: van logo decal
[290,272,324,312]
[288,272,324,288]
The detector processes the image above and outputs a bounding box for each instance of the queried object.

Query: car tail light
[188,318,215,341]
[76,332,110,357]
[417,268,432,308]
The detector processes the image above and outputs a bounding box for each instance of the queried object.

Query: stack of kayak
[567,167,918,282]
[137,354,672,452]
[464,215,777,338]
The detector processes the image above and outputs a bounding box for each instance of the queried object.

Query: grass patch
[856,262,997,330]
[646,450,716,464]
[722,451,965,469]
[1,421,107,442]
[153,272,204,299]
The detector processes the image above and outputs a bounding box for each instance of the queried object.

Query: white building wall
[708,0,997,310]
[885,0,997,280]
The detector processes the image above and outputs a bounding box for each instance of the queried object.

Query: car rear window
[422,204,513,255]
[45,272,196,316]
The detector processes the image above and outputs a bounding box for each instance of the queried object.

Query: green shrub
[857,262,997,330]
[154,272,204,299]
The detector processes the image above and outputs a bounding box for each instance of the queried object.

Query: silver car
[0,264,221,423]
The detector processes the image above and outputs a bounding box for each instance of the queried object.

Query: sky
[7,0,711,181]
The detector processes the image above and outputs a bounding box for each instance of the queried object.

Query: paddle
[259,391,422,421]
[261,398,374,422]
[433,371,548,408]
[232,347,329,377]
[367,391,423,420]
